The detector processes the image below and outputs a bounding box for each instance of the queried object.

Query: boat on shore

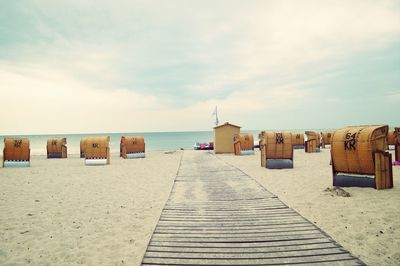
[193,142,214,150]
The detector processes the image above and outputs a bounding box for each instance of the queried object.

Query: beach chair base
[3,160,30,167]
[126,152,145,159]
[266,159,293,169]
[333,174,376,188]
[240,150,254,155]
[47,153,64,159]
[85,159,108,165]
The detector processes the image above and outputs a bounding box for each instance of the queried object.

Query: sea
[0,129,329,155]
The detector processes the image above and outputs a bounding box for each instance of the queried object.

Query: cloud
[0,0,399,134]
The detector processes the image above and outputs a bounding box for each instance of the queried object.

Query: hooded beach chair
[387,128,396,146]
[233,133,255,155]
[80,138,88,158]
[47,138,67,158]
[84,136,110,165]
[395,127,400,163]
[3,138,30,167]
[321,132,333,148]
[291,133,305,149]
[259,131,293,169]
[120,136,145,159]
[331,125,393,189]
[305,131,321,153]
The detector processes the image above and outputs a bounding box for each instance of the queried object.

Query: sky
[0,0,399,134]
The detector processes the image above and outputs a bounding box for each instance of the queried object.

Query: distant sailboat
[212,106,219,126]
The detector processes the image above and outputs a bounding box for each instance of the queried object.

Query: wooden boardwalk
[141,152,364,265]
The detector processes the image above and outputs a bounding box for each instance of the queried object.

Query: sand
[217,149,400,266]
[0,151,182,265]
[1,149,399,265]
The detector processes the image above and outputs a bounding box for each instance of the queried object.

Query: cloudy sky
[0,0,399,134]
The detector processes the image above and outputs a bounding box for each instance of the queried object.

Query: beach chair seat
[259,132,293,169]
[3,138,30,167]
[47,138,67,158]
[84,136,110,165]
[233,134,255,156]
[331,125,393,189]
[121,136,145,159]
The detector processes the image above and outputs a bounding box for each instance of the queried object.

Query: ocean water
[0,129,329,155]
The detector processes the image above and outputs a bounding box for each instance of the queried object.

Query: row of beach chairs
[233,125,399,190]
[2,136,146,167]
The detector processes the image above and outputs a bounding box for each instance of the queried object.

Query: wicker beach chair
[233,133,255,156]
[84,136,110,165]
[80,138,88,158]
[331,125,393,189]
[259,132,293,169]
[3,138,30,167]
[47,138,67,158]
[121,136,145,159]
[321,132,333,148]
[305,131,321,153]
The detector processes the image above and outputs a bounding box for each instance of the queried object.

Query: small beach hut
[291,133,305,149]
[47,138,67,158]
[259,131,293,169]
[331,125,393,189]
[121,136,145,158]
[321,132,333,148]
[80,138,88,158]
[233,133,254,155]
[305,131,321,153]
[3,138,30,167]
[214,122,241,154]
[84,136,110,165]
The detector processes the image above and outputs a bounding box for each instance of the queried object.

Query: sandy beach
[1,149,399,265]
[0,151,182,265]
